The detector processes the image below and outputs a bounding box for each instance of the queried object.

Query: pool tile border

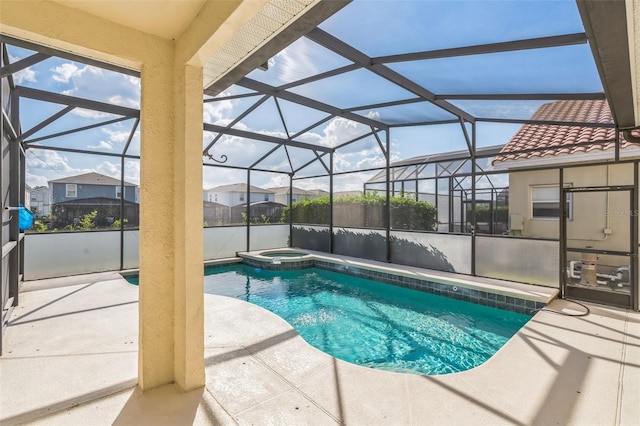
[234,254,548,315]
[314,260,545,315]
[242,257,315,270]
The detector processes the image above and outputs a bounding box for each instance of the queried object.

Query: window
[66,184,77,198]
[531,185,572,219]
[239,193,245,202]
[263,194,269,201]
[115,186,122,199]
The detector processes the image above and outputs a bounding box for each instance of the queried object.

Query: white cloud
[355,155,388,170]
[25,172,48,188]
[124,161,140,185]
[95,161,120,178]
[272,38,319,85]
[26,149,74,172]
[68,108,114,120]
[14,68,37,84]
[263,174,290,189]
[108,94,140,109]
[51,63,79,83]
[102,127,132,144]
[203,98,233,124]
[8,54,37,84]
[54,63,140,110]
[295,117,371,149]
[87,141,113,150]
[202,167,245,190]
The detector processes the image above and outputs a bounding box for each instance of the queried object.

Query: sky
[9,0,603,193]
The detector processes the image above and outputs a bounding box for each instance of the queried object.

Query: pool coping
[236,249,558,315]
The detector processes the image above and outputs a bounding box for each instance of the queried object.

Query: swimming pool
[204,264,531,375]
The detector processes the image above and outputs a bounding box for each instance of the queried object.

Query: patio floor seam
[244,346,344,425]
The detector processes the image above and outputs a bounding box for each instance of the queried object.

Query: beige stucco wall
[508,168,561,239]
[508,163,635,256]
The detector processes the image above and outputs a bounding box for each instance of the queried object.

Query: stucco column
[139,53,204,391]
[172,63,205,391]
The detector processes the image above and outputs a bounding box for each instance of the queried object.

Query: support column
[138,52,205,392]
[173,63,205,391]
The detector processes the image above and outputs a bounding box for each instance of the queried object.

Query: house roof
[230,201,287,208]
[49,172,137,187]
[206,183,275,194]
[203,201,227,208]
[492,100,631,165]
[268,186,307,195]
[268,186,329,196]
[55,197,138,206]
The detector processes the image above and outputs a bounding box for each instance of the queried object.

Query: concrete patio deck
[1,268,638,425]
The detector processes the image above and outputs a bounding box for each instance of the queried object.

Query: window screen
[531,185,571,219]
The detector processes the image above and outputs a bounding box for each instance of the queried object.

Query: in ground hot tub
[238,249,314,269]
[259,250,310,258]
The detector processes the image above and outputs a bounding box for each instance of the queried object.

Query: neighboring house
[203,183,275,206]
[50,172,137,203]
[28,185,51,216]
[268,186,328,204]
[25,184,31,211]
[48,172,139,227]
[492,99,640,252]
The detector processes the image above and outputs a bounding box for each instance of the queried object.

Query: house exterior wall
[204,190,231,205]
[564,163,634,254]
[508,163,635,253]
[508,169,561,239]
[274,192,315,204]
[50,183,137,203]
[207,190,274,206]
[29,187,51,216]
[274,193,289,204]
[25,187,31,211]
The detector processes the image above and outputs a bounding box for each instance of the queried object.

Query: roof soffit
[53,0,208,41]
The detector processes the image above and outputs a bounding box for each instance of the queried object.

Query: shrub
[281,194,437,230]
[78,210,98,231]
[33,221,48,233]
[111,218,128,229]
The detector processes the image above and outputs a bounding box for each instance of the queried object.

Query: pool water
[204,264,531,375]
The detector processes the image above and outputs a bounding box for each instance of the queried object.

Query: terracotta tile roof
[492,100,626,164]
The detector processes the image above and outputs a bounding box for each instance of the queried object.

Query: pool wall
[237,251,550,315]
[242,256,314,271]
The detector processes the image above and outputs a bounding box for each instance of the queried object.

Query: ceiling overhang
[35,1,351,93]
[204,1,351,95]
[577,0,636,129]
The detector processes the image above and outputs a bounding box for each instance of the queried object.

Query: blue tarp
[18,204,34,231]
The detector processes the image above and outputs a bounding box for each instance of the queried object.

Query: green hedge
[281,194,437,230]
